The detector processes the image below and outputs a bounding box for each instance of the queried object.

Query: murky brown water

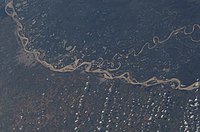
[1,1,200,132]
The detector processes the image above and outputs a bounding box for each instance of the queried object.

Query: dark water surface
[0,0,200,131]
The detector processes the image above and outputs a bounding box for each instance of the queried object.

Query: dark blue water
[0,0,6,19]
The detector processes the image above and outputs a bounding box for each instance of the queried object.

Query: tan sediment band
[5,0,200,90]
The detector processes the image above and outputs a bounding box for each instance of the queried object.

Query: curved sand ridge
[5,0,200,90]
